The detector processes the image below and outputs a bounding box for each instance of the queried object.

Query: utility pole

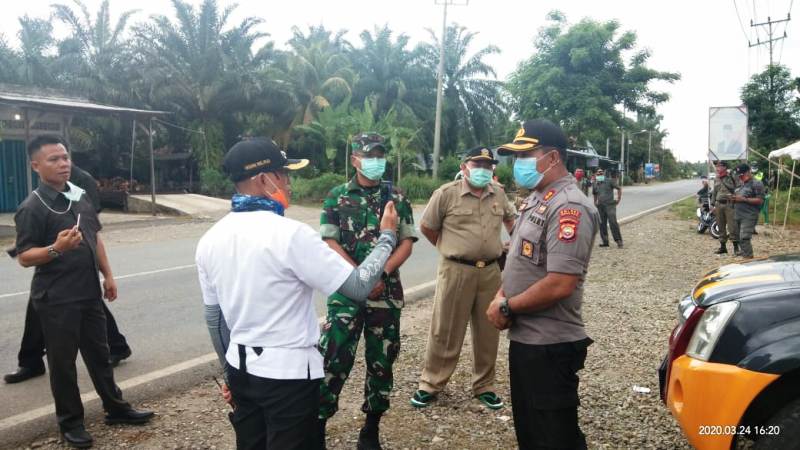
[431,0,467,178]
[647,130,652,164]
[749,13,791,101]
[619,129,625,185]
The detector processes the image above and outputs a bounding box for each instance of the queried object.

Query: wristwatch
[499,297,513,318]
[47,245,62,259]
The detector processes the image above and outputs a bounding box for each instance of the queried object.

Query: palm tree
[282,25,356,125]
[416,24,507,154]
[351,25,422,123]
[51,0,138,103]
[133,0,285,166]
[15,16,56,87]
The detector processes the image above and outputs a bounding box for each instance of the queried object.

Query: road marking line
[0,264,197,299]
[0,194,689,431]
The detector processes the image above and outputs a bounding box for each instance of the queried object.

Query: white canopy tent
[767,141,800,229]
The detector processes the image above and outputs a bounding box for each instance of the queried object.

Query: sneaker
[599,242,610,248]
[410,390,436,408]
[476,392,504,409]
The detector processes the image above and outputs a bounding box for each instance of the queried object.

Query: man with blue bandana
[488,119,599,450]
[411,146,516,411]
[317,132,417,450]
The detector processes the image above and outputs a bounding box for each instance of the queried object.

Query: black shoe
[62,427,93,448]
[599,242,610,248]
[104,408,154,425]
[357,425,382,450]
[616,241,624,249]
[3,366,45,384]
[317,418,327,450]
[715,244,728,254]
[109,348,132,368]
[733,243,741,256]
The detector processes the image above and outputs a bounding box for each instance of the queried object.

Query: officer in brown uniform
[487,119,599,450]
[411,146,516,410]
[711,161,740,255]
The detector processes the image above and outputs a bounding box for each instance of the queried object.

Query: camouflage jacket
[320,177,418,308]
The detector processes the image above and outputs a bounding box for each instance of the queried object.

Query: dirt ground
[19,211,800,449]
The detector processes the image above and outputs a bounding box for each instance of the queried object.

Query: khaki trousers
[419,257,501,395]
[716,204,739,244]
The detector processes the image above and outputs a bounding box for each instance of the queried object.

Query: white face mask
[62,181,85,202]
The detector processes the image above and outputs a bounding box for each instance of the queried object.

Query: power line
[734,0,752,42]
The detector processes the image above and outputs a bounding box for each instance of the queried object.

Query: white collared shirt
[195,210,352,380]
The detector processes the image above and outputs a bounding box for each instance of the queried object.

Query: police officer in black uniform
[13,135,152,448]
[5,162,132,385]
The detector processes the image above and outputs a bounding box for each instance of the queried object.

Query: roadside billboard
[645,163,655,179]
[708,106,748,161]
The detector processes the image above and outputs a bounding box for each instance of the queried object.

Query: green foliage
[437,155,463,181]
[669,196,697,221]
[291,173,346,202]
[398,175,444,202]
[199,167,234,197]
[741,65,800,153]
[495,164,513,188]
[507,11,679,161]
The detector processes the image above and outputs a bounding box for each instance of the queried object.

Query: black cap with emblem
[223,137,309,182]
[497,119,568,156]
[462,146,499,164]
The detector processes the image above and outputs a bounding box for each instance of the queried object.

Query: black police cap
[223,138,309,182]
[462,146,498,164]
[497,119,568,155]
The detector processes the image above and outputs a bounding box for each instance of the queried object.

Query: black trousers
[226,362,319,450]
[33,298,131,432]
[18,296,130,370]
[597,203,622,244]
[509,339,592,450]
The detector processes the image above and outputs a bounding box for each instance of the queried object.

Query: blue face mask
[62,181,85,202]
[359,158,386,181]
[466,167,492,188]
[596,175,605,182]
[514,156,550,189]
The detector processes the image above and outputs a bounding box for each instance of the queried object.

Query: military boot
[733,242,741,256]
[715,243,727,254]
[357,413,382,450]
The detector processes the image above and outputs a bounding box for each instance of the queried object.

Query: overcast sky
[1,0,797,162]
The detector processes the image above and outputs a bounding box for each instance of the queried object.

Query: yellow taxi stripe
[693,274,783,300]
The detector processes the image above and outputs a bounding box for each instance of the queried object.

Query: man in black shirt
[13,135,152,448]
[5,163,132,385]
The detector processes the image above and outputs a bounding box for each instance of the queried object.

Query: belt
[446,256,497,268]
[716,199,728,204]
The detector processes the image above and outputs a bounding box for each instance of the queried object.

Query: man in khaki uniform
[411,146,516,410]
[711,161,740,255]
[487,119,599,450]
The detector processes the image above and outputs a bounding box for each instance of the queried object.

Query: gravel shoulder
[16,211,800,450]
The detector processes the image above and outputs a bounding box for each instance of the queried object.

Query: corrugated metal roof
[0,91,169,117]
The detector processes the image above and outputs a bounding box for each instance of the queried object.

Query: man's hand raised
[380,201,399,232]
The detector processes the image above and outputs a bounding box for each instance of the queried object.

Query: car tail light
[663,304,705,400]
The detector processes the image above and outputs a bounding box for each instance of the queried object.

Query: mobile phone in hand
[380,181,393,217]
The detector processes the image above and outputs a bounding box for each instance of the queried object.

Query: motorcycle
[696,197,720,239]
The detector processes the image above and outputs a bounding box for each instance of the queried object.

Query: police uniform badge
[521,239,534,258]
[536,204,547,214]
[558,208,581,243]
[543,189,556,202]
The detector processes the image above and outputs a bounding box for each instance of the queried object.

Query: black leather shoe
[62,427,93,448]
[105,408,154,425]
[109,348,132,368]
[3,366,46,384]
[599,242,610,247]
[616,241,624,249]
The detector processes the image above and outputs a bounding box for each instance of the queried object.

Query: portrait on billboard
[708,106,748,161]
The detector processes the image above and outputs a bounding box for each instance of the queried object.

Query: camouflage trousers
[318,293,401,419]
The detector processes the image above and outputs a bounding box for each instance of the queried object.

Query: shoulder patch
[558,208,581,243]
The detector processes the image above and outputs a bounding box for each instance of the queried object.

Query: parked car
[659,255,800,450]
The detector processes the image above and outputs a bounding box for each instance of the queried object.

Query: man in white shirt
[196,138,399,450]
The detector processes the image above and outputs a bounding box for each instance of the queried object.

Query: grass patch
[670,197,698,221]
[765,187,800,228]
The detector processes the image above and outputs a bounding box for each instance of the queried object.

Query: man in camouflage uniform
[318,132,417,450]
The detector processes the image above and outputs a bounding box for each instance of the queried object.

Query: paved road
[0,178,697,426]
